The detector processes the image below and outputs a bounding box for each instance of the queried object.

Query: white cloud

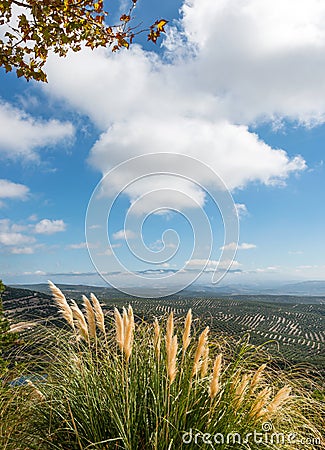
[98,248,112,256]
[22,270,47,276]
[68,242,99,249]
[221,242,256,251]
[0,219,36,246]
[43,0,325,210]
[0,232,35,246]
[34,219,66,235]
[68,242,88,249]
[186,258,241,269]
[0,179,29,201]
[255,266,279,273]
[177,0,325,125]
[10,246,34,254]
[150,240,177,251]
[113,229,137,240]
[235,203,248,218]
[0,100,74,160]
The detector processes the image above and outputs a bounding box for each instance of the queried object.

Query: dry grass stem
[26,380,45,401]
[154,318,161,359]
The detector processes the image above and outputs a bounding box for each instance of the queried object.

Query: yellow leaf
[156,19,168,32]
[120,14,130,23]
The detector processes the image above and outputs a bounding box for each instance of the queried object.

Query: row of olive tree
[0,280,18,376]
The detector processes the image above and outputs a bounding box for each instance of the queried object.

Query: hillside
[3,284,325,368]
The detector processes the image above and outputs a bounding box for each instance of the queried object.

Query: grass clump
[1,282,324,449]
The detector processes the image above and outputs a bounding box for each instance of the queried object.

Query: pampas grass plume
[124,305,134,361]
[182,309,192,352]
[82,295,96,340]
[90,293,106,337]
[167,335,178,384]
[209,354,222,399]
[192,326,209,376]
[264,386,292,418]
[71,300,89,342]
[48,281,74,328]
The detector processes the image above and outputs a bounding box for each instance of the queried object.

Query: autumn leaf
[0,1,167,82]
[120,14,131,23]
[156,19,168,32]
[148,30,159,43]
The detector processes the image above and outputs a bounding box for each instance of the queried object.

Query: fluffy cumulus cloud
[0,179,29,207]
[34,219,66,235]
[0,217,66,254]
[0,179,29,199]
[221,242,256,251]
[0,101,74,160]
[113,229,137,240]
[186,258,241,270]
[43,0,325,210]
[0,219,35,252]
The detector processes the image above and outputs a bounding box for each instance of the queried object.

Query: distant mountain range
[189,280,325,296]
[10,280,325,303]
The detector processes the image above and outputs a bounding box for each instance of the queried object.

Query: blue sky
[0,0,325,291]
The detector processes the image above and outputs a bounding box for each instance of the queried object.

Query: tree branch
[11,0,32,8]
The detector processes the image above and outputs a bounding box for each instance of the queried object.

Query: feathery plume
[182,309,192,352]
[83,295,96,339]
[167,334,178,384]
[230,371,241,392]
[71,300,89,342]
[249,387,272,419]
[166,311,174,350]
[124,305,134,361]
[154,318,161,359]
[234,374,250,409]
[209,354,222,399]
[250,363,267,393]
[48,280,74,328]
[90,293,106,335]
[128,304,134,328]
[264,386,292,418]
[114,307,124,352]
[192,326,209,376]
[200,345,209,378]
[122,307,129,331]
